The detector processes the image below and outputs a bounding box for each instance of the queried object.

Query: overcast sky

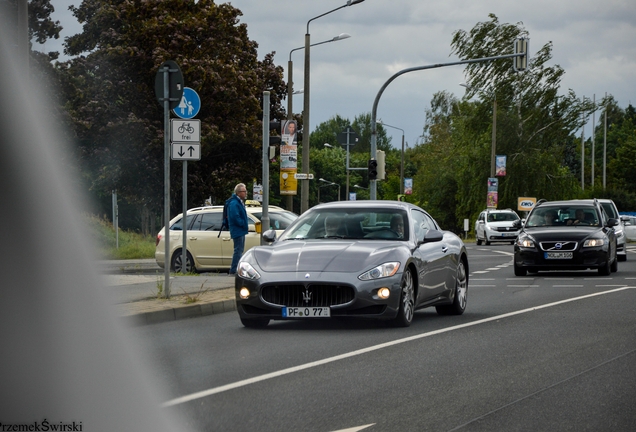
[41,0,636,149]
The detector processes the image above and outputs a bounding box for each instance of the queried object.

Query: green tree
[61,0,286,227]
[411,14,595,232]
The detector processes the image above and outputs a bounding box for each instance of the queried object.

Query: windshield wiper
[283,237,307,241]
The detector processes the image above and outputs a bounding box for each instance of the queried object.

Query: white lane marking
[161,286,635,408]
[486,268,502,271]
[332,424,376,432]
[491,250,514,256]
[508,285,540,288]
[472,271,490,274]
[552,285,584,288]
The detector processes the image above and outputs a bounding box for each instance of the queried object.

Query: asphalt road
[127,244,636,431]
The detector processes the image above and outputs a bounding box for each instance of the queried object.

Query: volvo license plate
[545,252,573,259]
[282,307,331,318]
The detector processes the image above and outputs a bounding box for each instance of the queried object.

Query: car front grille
[539,241,578,251]
[261,284,355,307]
[494,226,517,232]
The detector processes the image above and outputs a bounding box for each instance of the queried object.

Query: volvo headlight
[359,262,400,280]
[516,235,535,248]
[583,238,605,247]
[237,261,261,280]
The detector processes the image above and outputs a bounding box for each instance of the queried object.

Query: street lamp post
[376,121,405,194]
[301,0,365,214]
[318,178,341,202]
[460,83,497,178]
[287,34,350,212]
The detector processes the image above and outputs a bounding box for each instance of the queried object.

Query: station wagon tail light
[358,262,400,280]
[583,238,605,247]
[156,234,162,246]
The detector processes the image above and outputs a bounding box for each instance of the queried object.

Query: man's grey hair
[234,183,246,193]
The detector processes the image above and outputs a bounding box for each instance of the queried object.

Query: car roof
[534,199,599,208]
[309,200,421,212]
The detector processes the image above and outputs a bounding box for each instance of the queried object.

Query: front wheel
[514,260,527,276]
[436,259,467,315]
[392,269,415,327]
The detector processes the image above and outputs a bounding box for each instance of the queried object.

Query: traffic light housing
[377,150,386,180]
[513,38,529,72]
[269,121,281,145]
[368,159,378,180]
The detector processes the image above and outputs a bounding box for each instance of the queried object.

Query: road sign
[154,60,184,110]
[338,125,359,146]
[518,197,536,211]
[294,173,314,180]
[173,87,201,119]
[171,143,201,160]
[171,119,200,142]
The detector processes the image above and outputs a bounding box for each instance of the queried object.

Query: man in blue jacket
[228,183,249,275]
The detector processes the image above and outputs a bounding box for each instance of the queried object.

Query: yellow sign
[518,197,536,211]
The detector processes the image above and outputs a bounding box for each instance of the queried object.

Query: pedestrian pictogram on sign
[173,87,201,119]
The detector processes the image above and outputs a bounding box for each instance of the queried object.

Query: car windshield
[487,212,519,222]
[526,207,599,227]
[279,208,409,241]
[250,210,298,230]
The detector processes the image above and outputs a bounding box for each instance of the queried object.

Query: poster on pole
[404,178,413,195]
[496,155,507,176]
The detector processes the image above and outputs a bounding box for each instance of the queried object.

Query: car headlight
[358,262,400,280]
[583,238,605,247]
[237,261,261,280]
[516,236,534,248]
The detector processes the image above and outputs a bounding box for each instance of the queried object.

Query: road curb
[121,298,236,326]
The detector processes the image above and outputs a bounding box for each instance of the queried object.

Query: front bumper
[235,271,403,321]
[514,246,610,271]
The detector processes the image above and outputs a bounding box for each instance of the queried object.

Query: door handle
[441,246,448,253]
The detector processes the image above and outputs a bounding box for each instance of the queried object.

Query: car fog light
[239,287,250,299]
[377,287,390,299]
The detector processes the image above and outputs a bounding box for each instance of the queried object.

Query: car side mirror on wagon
[606,218,619,228]
[512,219,522,229]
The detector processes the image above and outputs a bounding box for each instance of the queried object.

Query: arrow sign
[171,143,201,161]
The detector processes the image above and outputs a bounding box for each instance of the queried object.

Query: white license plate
[501,233,514,237]
[282,307,331,318]
[545,252,573,259]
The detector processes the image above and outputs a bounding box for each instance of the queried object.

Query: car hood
[488,221,518,228]
[522,226,603,242]
[251,240,406,273]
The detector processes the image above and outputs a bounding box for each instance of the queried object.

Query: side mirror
[512,220,521,228]
[421,229,443,244]
[262,229,277,243]
[607,218,619,228]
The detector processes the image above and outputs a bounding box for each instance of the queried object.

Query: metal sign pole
[182,160,187,274]
[163,66,171,297]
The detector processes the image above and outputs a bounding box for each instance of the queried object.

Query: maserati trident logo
[302,288,312,304]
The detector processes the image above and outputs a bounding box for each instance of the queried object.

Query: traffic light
[513,38,529,72]
[377,150,386,180]
[368,159,378,180]
[269,121,281,145]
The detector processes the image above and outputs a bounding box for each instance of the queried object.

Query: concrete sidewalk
[100,259,237,326]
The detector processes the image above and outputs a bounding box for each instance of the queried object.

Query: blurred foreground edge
[0,23,190,431]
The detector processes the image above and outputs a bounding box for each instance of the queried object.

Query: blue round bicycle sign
[173,87,201,119]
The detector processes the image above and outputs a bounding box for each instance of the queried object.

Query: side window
[423,213,439,230]
[199,213,223,231]
[478,212,485,222]
[411,210,432,239]
[170,214,197,231]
